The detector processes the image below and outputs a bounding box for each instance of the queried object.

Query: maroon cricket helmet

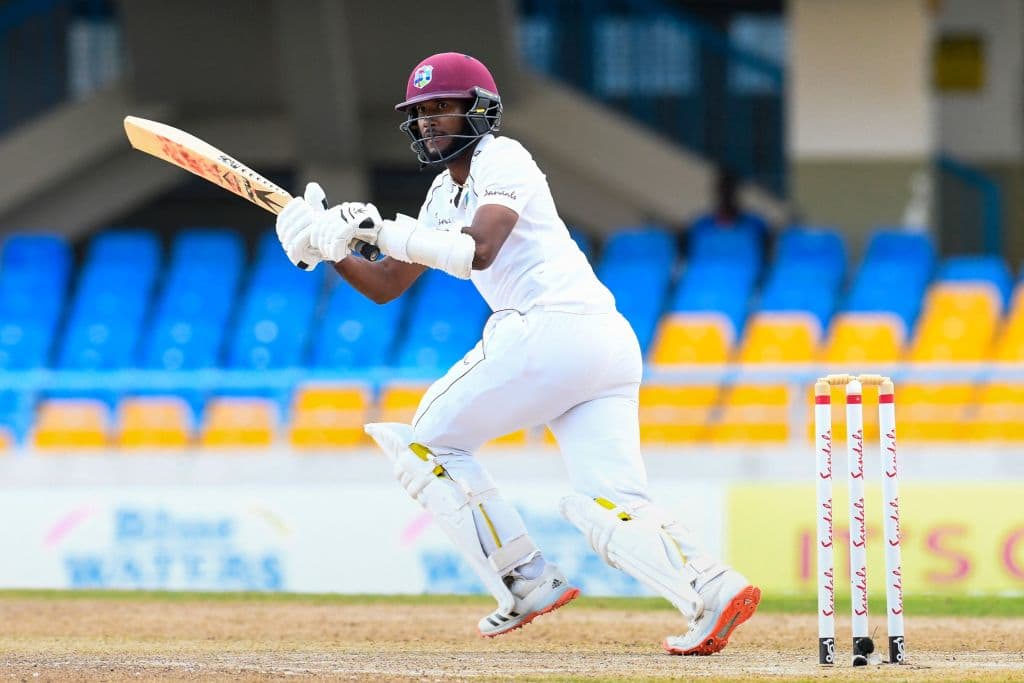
[395,52,500,111]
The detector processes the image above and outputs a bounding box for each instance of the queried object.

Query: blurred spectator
[684,168,771,257]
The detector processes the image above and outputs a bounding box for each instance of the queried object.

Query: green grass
[0,589,1020,617]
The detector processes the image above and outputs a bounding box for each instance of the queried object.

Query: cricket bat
[123,115,380,267]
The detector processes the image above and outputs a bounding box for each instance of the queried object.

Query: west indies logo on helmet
[396,52,502,167]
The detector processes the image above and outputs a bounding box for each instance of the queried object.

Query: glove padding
[275,182,327,271]
[311,201,383,263]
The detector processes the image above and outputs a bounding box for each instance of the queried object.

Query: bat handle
[355,219,381,262]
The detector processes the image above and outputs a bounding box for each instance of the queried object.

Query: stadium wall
[2,448,1021,598]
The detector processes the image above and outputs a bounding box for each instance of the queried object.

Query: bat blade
[124,115,293,215]
[123,115,379,261]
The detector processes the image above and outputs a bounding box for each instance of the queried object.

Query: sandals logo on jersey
[412,65,433,89]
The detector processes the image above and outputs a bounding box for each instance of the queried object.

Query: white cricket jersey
[417,134,615,314]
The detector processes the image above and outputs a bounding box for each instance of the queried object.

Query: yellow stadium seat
[116,397,192,448]
[34,399,109,449]
[486,430,530,447]
[639,384,720,442]
[709,384,789,442]
[972,383,1024,441]
[377,383,429,424]
[738,314,820,363]
[650,314,733,364]
[0,426,14,451]
[289,383,370,449]
[200,398,276,448]
[821,314,904,363]
[908,285,1000,361]
[897,383,976,441]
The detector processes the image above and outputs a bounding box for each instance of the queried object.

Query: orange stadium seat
[908,285,1001,361]
[972,383,1024,441]
[639,384,720,442]
[821,314,904,363]
[116,397,192,448]
[709,383,789,442]
[896,383,976,441]
[738,314,820,363]
[289,383,370,450]
[0,426,14,452]
[34,399,109,449]
[993,291,1024,360]
[650,314,733,364]
[200,398,276,448]
[377,383,429,424]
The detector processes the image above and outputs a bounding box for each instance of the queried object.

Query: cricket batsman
[275,52,760,654]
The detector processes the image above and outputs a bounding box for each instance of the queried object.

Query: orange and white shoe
[663,570,761,656]
[477,563,580,637]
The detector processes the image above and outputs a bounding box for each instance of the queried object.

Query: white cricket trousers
[412,307,650,506]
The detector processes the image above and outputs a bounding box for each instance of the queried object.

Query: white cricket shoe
[663,569,761,656]
[477,563,580,638]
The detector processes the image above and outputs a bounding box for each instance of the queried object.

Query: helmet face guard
[399,87,502,167]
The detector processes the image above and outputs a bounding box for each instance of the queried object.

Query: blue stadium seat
[567,227,593,262]
[0,321,55,369]
[170,228,244,268]
[672,270,753,335]
[229,317,311,369]
[0,390,34,443]
[2,234,71,282]
[763,262,844,292]
[864,229,935,271]
[937,255,1012,307]
[87,229,161,271]
[775,227,846,274]
[600,226,675,270]
[0,276,65,327]
[758,281,837,328]
[842,262,931,329]
[58,319,141,370]
[689,228,761,272]
[599,263,671,352]
[142,318,224,370]
[394,277,488,369]
[311,285,406,368]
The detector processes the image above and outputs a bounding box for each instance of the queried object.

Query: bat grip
[355,223,381,261]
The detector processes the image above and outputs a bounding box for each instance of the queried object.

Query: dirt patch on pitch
[0,598,1022,681]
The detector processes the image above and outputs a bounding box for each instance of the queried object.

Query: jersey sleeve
[472,140,542,215]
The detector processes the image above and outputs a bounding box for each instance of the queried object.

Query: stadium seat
[33,399,109,449]
[599,263,671,353]
[821,314,904,363]
[311,284,407,368]
[737,314,820,363]
[671,262,755,335]
[649,313,733,364]
[864,229,935,270]
[377,383,429,423]
[116,397,192,448]
[709,384,789,442]
[775,227,845,274]
[897,383,976,441]
[2,233,71,274]
[600,226,675,269]
[170,228,244,269]
[908,285,1000,361]
[937,255,1012,308]
[289,383,370,449]
[689,227,761,272]
[0,321,55,369]
[142,319,224,370]
[639,384,719,442]
[972,383,1024,441]
[200,398,276,447]
[395,273,487,368]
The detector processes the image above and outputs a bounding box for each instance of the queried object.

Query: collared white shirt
[417,134,614,314]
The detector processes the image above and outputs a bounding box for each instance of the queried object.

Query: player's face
[415,99,467,159]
